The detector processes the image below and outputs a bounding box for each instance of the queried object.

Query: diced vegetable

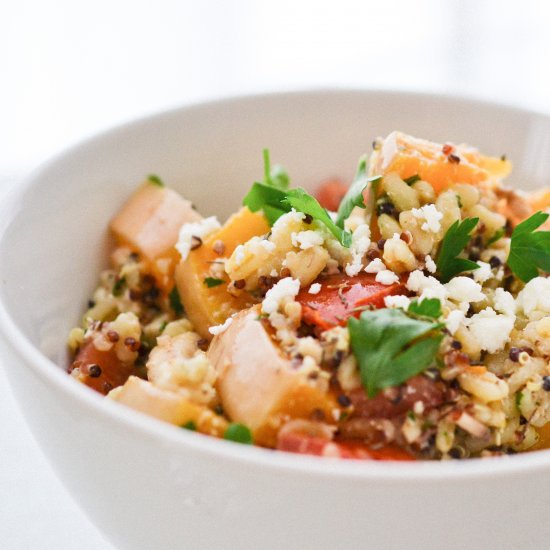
[109,376,227,436]
[296,272,407,331]
[207,307,337,447]
[110,181,202,290]
[315,179,349,211]
[175,207,269,339]
[69,339,136,395]
[276,432,414,461]
[370,131,511,193]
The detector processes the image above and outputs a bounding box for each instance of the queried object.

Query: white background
[3,1,550,548]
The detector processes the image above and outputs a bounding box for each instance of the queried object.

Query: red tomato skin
[277,432,414,461]
[315,179,348,211]
[69,340,136,395]
[296,272,407,330]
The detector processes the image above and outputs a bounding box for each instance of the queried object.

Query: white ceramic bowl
[2,90,550,550]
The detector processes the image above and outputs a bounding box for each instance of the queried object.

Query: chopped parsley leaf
[507,211,550,282]
[404,174,421,186]
[169,286,184,316]
[182,421,197,431]
[487,227,505,246]
[335,156,381,228]
[436,217,480,283]
[204,277,225,288]
[243,184,352,246]
[147,174,164,187]
[262,149,290,190]
[243,150,353,246]
[112,276,126,297]
[282,188,352,247]
[348,308,443,398]
[408,298,442,319]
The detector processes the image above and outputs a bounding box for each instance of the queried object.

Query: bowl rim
[2,87,550,482]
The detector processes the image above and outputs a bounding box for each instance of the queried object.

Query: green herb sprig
[407,298,442,319]
[243,150,353,246]
[348,308,443,398]
[334,156,381,228]
[507,211,550,282]
[203,277,225,288]
[436,217,480,283]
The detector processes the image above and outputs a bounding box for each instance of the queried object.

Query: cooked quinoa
[68,132,550,460]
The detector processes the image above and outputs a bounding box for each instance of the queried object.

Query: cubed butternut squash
[207,307,337,447]
[109,376,227,436]
[110,181,201,290]
[175,207,269,339]
[370,131,511,194]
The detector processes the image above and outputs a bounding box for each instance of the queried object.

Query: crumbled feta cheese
[364,258,386,273]
[517,277,550,318]
[233,244,245,265]
[445,309,465,335]
[406,270,448,301]
[473,261,492,283]
[411,204,443,233]
[308,283,322,295]
[208,316,233,336]
[425,254,437,274]
[260,239,276,252]
[262,277,301,314]
[445,277,485,303]
[384,295,411,309]
[376,270,399,285]
[176,216,220,260]
[494,288,516,316]
[291,230,324,250]
[344,224,372,277]
[466,308,515,353]
[352,223,371,249]
[345,255,363,277]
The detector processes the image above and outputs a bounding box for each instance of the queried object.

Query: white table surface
[0,176,113,549]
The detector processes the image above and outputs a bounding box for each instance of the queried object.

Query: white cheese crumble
[344,224,372,277]
[364,258,386,273]
[425,254,437,274]
[517,277,550,318]
[291,230,324,250]
[384,295,411,309]
[445,309,466,335]
[406,270,448,301]
[473,261,492,284]
[494,288,516,316]
[260,239,276,252]
[445,277,484,303]
[376,270,399,285]
[208,316,233,336]
[176,216,221,260]
[262,277,301,315]
[411,204,443,233]
[466,307,515,353]
[233,244,245,265]
[308,283,322,295]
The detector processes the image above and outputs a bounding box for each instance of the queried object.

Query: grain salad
[68,131,550,460]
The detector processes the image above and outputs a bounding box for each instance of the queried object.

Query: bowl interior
[1,89,549,369]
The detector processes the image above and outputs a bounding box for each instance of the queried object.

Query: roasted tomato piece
[69,340,136,395]
[277,432,414,461]
[296,272,407,330]
[314,179,348,211]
